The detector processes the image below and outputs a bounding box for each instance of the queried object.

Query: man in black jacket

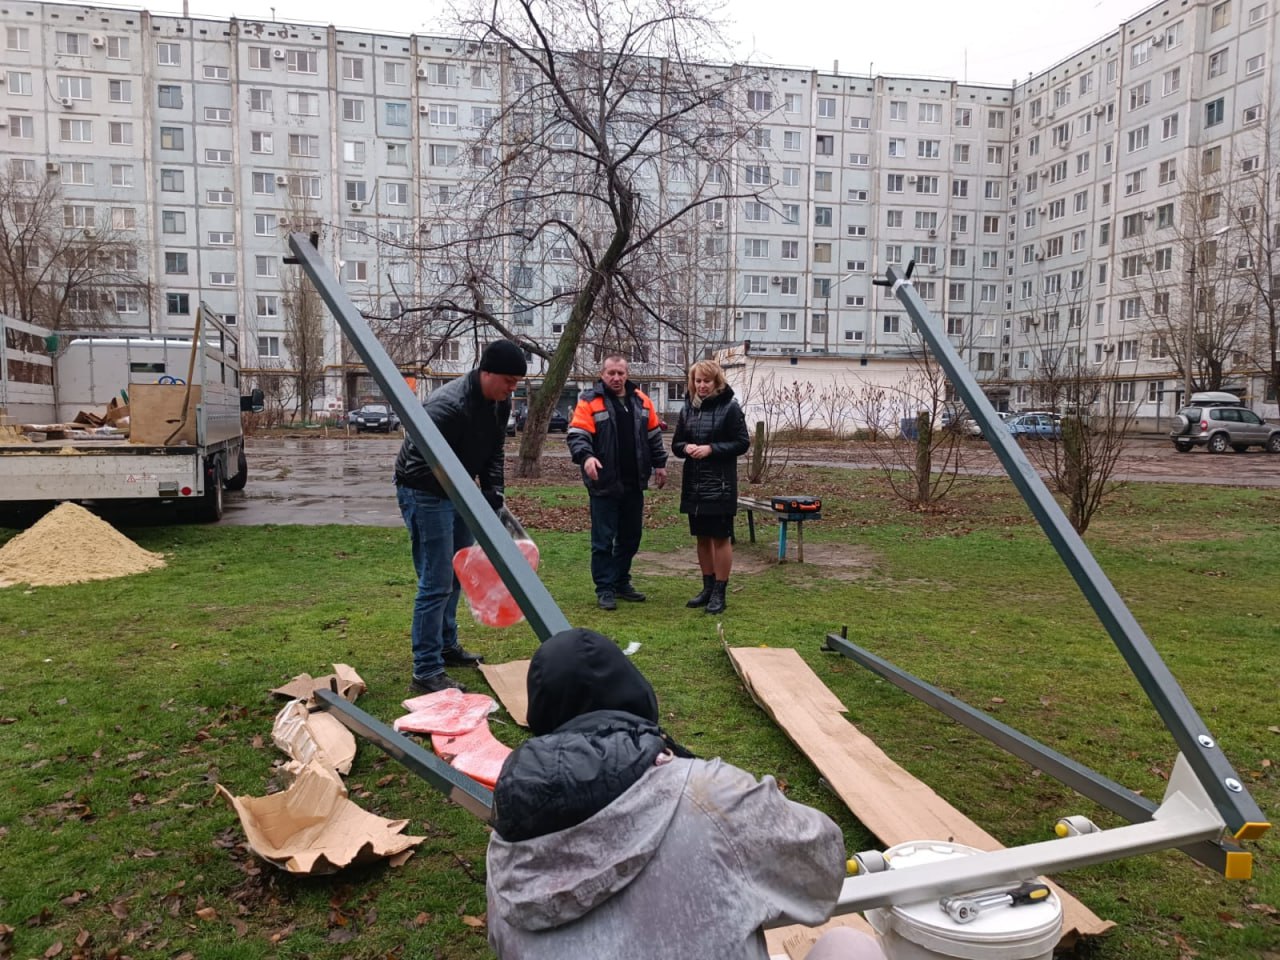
[566,355,668,610]
[394,339,526,694]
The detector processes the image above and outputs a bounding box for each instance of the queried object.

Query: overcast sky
[180,0,1148,86]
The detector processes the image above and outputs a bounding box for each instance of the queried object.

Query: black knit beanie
[479,340,528,377]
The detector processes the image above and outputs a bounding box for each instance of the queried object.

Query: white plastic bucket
[865,841,1062,960]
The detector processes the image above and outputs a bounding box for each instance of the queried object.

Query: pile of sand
[0,502,166,588]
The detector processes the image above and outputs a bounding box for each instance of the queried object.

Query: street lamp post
[1183,255,1195,406]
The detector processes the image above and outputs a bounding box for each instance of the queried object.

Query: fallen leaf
[229,917,248,936]
[251,735,264,750]
[990,697,1006,704]
[461,915,486,928]
[44,942,63,959]
[376,774,396,787]
[327,928,356,944]
[131,848,158,859]
[109,900,130,920]
[75,929,91,948]
[60,891,88,907]
[407,912,431,929]
[195,907,217,921]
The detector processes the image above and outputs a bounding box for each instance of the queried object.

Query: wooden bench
[737,496,822,563]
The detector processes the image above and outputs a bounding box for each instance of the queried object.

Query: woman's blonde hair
[687,360,727,397]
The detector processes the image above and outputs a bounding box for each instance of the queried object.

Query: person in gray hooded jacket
[486,628,866,960]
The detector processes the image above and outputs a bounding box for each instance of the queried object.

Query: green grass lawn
[1,468,1277,958]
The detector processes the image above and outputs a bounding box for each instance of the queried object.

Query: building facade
[1,0,1276,418]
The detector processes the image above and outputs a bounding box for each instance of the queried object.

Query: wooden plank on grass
[479,659,530,727]
[727,646,1114,945]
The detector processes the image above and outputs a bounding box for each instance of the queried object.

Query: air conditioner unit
[1094,106,1107,116]
[950,231,959,241]
[46,161,60,174]
[733,311,744,320]
[712,219,725,229]
[1143,211,1155,220]
[927,264,937,274]
[907,175,918,183]
[770,275,782,285]
[1103,343,1115,353]
[82,226,96,238]
[1035,253,1045,261]
[271,47,286,60]
[1045,114,1055,122]
[927,229,937,238]
[1038,206,1047,215]
[91,34,106,47]
[275,174,289,186]
[1151,34,1165,45]
[278,217,291,227]
[350,200,365,211]
[1031,116,1042,126]
[416,66,429,78]
[0,118,7,127]
[419,103,430,114]
[59,97,74,108]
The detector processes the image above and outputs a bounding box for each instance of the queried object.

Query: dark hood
[525,628,659,735]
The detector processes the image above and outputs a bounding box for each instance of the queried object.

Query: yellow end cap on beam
[846,859,859,875]
[1223,850,1253,881]
[1054,822,1068,838]
[1233,821,1271,842]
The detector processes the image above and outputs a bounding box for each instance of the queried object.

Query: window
[342,98,365,122]
[257,335,280,358]
[983,215,1000,235]
[57,75,92,101]
[161,210,185,234]
[108,122,133,146]
[780,277,798,295]
[889,100,907,121]
[919,102,942,123]
[784,93,802,113]
[781,241,798,260]
[814,206,833,227]
[744,164,770,186]
[1127,126,1149,153]
[746,90,772,111]
[1131,38,1152,67]
[954,143,970,163]
[918,139,940,159]
[342,56,365,81]
[848,189,869,202]
[779,313,797,332]
[251,131,274,154]
[109,79,132,102]
[203,148,230,164]
[254,213,276,235]
[741,311,767,332]
[883,315,901,334]
[61,161,92,184]
[1076,152,1090,175]
[1074,190,1088,213]
[1124,170,1145,196]
[345,180,367,203]
[782,130,802,151]
[1156,202,1174,228]
[109,163,133,187]
[109,207,134,230]
[818,97,837,118]
[1205,98,1224,127]
[886,174,904,193]
[344,261,368,282]
[1208,49,1229,79]
[815,135,833,155]
[744,275,768,296]
[205,107,231,123]
[208,231,234,246]
[60,118,92,143]
[1161,113,1179,140]
[164,251,189,275]
[744,201,769,222]
[987,110,1005,129]
[1243,104,1262,125]
[984,180,1001,200]
[1211,1,1230,31]
[248,47,271,69]
[385,182,409,205]
[289,133,320,158]
[387,143,408,165]
[160,168,184,192]
[1129,81,1150,112]
[915,176,939,195]
[7,25,30,50]
[952,214,968,234]
[814,171,833,192]
[157,84,183,109]
[810,313,828,334]
[849,117,870,130]
[1202,145,1222,174]
[782,204,801,224]
[385,102,409,126]
[948,282,967,302]
[383,62,408,86]
[954,107,971,127]
[249,88,272,112]
[885,245,902,263]
[429,144,458,165]
[814,242,832,263]
[952,179,969,198]
[744,238,769,258]
[888,138,906,158]
[1249,3,1266,23]
[782,167,801,186]
[986,145,1004,164]
[289,91,320,116]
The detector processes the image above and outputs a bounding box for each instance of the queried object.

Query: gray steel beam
[315,690,494,822]
[876,264,1268,846]
[287,233,571,641]
[824,631,1243,874]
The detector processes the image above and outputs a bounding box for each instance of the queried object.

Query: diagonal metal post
[867,264,1267,848]
[287,233,570,641]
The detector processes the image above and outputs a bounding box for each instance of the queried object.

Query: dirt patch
[0,502,165,588]
[634,541,877,581]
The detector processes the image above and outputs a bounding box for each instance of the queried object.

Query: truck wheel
[193,460,224,522]
[224,448,248,491]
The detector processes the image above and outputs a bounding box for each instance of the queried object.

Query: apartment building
[1,0,1275,415]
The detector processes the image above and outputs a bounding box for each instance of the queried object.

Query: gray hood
[487,756,689,931]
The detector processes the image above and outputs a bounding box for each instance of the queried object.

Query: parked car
[1006,413,1062,440]
[350,403,399,433]
[508,409,569,434]
[1170,394,1280,453]
[963,411,1011,438]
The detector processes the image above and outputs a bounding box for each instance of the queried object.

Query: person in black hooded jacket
[485,628,869,960]
[671,360,750,614]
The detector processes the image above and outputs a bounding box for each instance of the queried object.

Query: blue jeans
[396,486,474,679]
[589,490,645,595]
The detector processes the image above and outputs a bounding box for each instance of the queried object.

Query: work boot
[615,582,646,602]
[408,671,468,695]
[597,589,617,611]
[705,580,728,615]
[442,644,484,668]
[686,574,715,608]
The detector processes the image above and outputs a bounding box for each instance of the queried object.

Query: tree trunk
[914,412,932,505]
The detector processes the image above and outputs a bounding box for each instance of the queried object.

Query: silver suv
[1170,393,1280,454]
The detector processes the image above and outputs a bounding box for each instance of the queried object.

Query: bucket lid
[881,841,1062,957]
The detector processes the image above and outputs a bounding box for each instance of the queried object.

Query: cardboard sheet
[727,647,1113,946]
[127,382,200,445]
[272,699,357,776]
[478,659,531,726]
[216,760,424,874]
[270,663,366,706]
[765,913,877,960]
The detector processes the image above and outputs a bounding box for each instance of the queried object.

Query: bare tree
[371,0,768,476]
[1115,148,1256,398]
[0,169,150,330]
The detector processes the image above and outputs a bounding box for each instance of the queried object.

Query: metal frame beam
[861,264,1267,851]
[286,233,570,641]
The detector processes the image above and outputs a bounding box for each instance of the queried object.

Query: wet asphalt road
[220,434,1280,527]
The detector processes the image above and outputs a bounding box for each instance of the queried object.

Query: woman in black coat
[671,360,750,614]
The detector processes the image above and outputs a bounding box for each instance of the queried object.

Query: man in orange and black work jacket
[566,354,668,611]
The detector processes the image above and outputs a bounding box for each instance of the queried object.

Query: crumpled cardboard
[270,663,366,706]
[216,760,424,874]
[272,699,357,776]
